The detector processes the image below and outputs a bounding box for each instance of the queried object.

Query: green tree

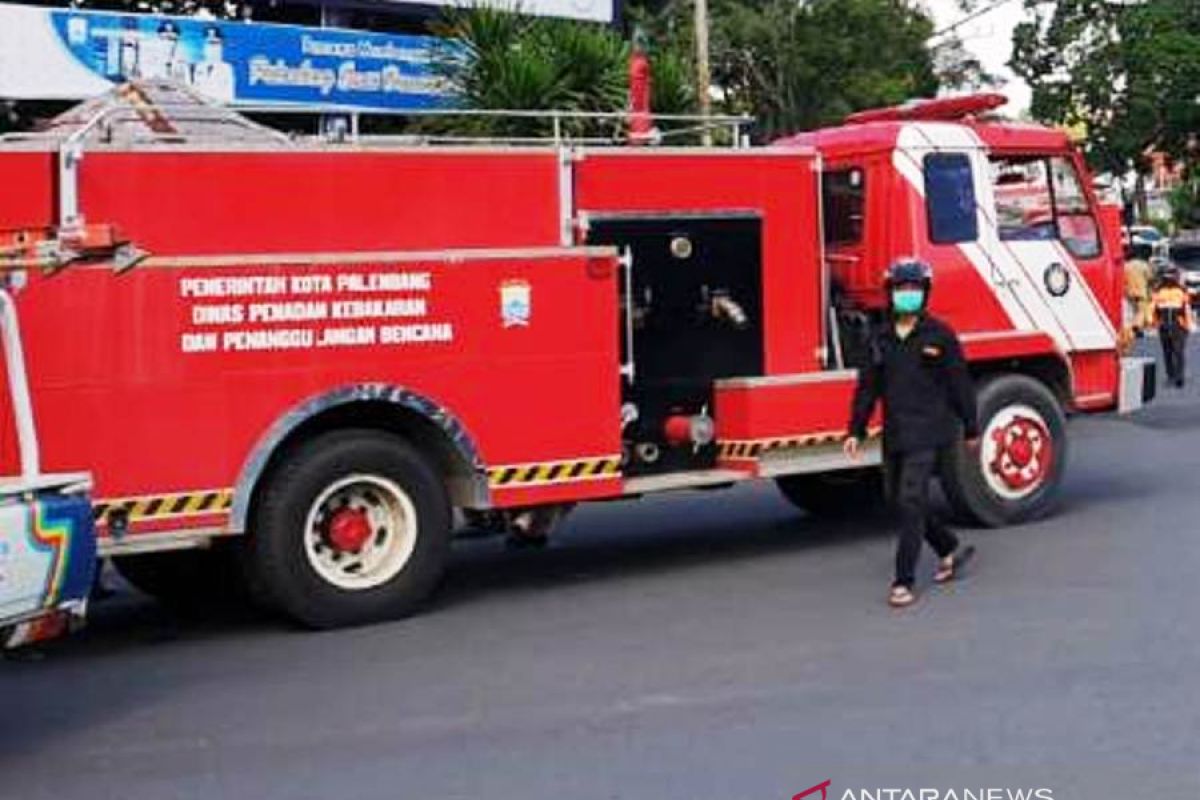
[429,6,694,140]
[929,33,997,93]
[635,0,942,140]
[1012,0,1200,217]
[436,0,976,143]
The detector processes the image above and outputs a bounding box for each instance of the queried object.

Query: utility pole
[320,3,352,141]
[694,0,712,145]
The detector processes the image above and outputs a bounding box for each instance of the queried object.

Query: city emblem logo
[1043,262,1071,297]
[500,279,532,327]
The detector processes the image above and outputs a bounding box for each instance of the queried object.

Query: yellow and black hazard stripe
[94,489,234,526]
[488,456,622,488]
[718,429,882,460]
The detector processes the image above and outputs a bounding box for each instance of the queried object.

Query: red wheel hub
[1008,436,1034,467]
[988,415,1052,492]
[327,507,373,552]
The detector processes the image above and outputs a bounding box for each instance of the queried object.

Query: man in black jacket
[844,258,978,607]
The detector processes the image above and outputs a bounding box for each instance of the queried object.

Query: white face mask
[891,288,925,315]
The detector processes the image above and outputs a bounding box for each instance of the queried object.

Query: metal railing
[314,106,754,148]
[2,97,753,150]
[0,83,755,239]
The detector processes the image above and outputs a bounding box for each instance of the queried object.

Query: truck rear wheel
[248,429,451,629]
[775,468,884,516]
[941,374,1067,527]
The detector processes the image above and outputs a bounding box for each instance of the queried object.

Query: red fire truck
[0,85,1153,629]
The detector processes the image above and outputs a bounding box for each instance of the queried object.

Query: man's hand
[843,436,861,461]
[964,437,980,451]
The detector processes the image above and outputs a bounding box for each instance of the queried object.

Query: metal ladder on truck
[0,275,95,649]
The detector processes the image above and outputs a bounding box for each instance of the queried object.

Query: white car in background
[1168,231,1200,307]
[1126,225,1167,259]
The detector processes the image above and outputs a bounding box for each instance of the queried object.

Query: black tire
[775,468,884,516]
[941,374,1067,527]
[247,429,451,629]
[112,543,249,610]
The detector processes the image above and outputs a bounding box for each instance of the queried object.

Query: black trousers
[885,450,959,589]
[1161,326,1188,386]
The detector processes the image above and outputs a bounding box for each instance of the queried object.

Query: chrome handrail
[3,100,752,148]
[0,82,754,231]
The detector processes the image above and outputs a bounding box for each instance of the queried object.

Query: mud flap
[1119,356,1156,413]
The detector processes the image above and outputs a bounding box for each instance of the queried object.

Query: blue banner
[0,5,454,109]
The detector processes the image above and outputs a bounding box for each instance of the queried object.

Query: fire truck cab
[0,86,1153,631]
[776,93,1149,526]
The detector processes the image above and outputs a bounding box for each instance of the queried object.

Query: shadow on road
[0,588,284,763]
[0,492,894,765]
[434,495,889,611]
[1056,470,1155,512]
[0,601,203,764]
[1120,398,1200,431]
[1,581,280,671]
[8,493,891,659]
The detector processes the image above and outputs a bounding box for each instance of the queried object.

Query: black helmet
[885,257,933,289]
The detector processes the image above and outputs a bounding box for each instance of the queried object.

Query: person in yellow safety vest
[1151,265,1195,388]
[1124,247,1153,337]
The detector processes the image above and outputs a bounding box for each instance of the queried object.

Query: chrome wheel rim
[303,475,417,591]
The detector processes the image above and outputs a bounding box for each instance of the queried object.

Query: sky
[924,0,1032,114]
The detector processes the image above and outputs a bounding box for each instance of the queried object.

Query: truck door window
[924,153,978,243]
[823,169,865,246]
[990,156,1102,258]
[990,157,1055,241]
[1050,156,1102,259]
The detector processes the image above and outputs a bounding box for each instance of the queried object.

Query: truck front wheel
[941,374,1067,527]
[248,429,451,629]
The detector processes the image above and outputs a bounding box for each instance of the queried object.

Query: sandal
[934,545,976,584]
[888,584,917,608]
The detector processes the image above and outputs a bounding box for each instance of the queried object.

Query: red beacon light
[844,93,1008,125]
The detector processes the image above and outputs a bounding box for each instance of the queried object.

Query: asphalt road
[4,341,1200,800]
